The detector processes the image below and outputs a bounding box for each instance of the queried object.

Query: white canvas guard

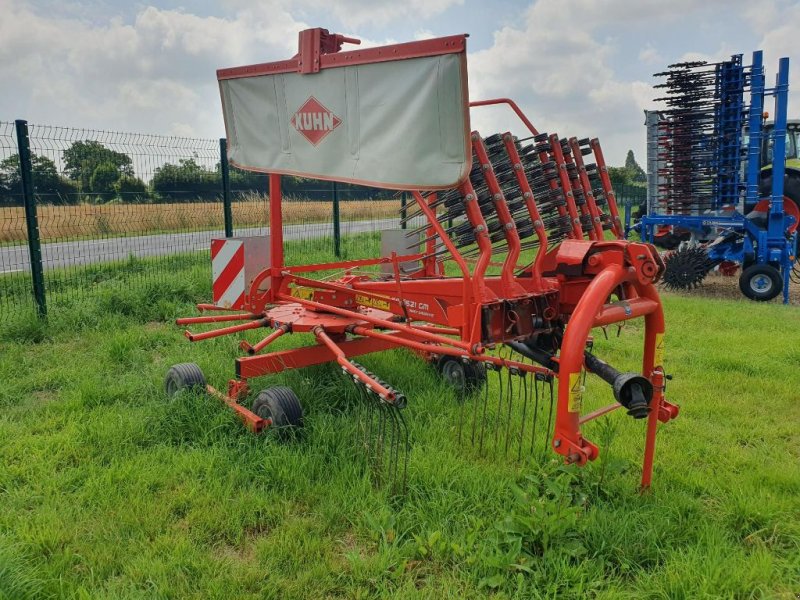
[220,53,471,190]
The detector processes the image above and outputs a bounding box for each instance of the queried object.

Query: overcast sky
[1,0,798,165]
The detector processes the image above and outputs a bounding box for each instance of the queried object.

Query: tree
[624,150,647,184]
[62,140,134,193]
[607,166,632,189]
[0,153,78,205]
[114,175,148,202]
[89,162,120,202]
[151,158,220,201]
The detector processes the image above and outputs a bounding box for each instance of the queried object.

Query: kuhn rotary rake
[167,28,678,491]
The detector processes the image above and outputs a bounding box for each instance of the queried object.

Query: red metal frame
[178,28,679,491]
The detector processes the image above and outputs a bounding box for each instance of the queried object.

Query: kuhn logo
[290,97,341,145]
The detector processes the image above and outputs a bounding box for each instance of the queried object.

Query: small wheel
[251,386,304,431]
[164,363,206,397]
[436,356,486,394]
[739,263,783,301]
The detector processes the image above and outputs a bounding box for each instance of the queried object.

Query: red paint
[290,96,342,145]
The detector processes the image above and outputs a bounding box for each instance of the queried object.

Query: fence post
[220,138,233,238]
[332,181,341,257]
[15,120,47,318]
[400,192,407,230]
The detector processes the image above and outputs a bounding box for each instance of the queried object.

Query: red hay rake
[167,28,678,492]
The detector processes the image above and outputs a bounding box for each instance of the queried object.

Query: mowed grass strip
[0,250,799,598]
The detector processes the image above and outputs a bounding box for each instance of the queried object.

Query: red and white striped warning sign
[211,239,245,309]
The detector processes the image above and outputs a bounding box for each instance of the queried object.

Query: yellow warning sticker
[355,294,391,311]
[290,286,315,300]
[654,333,665,367]
[568,372,583,413]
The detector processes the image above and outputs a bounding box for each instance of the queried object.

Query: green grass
[1,239,799,599]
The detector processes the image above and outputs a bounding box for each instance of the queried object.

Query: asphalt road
[0,217,424,273]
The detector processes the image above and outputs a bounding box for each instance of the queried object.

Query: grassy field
[0,197,401,243]
[1,244,799,599]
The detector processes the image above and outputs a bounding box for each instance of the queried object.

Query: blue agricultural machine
[630,51,798,302]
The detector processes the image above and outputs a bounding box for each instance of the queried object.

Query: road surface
[0,217,425,273]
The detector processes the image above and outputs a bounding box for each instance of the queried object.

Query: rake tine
[376,397,387,486]
[457,378,466,445]
[530,372,541,456]
[504,368,515,457]
[478,367,491,455]
[518,371,529,462]
[396,407,410,494]
[494,366,505,456]
[544,376,555,457]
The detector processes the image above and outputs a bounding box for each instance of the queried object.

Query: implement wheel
[739,264,782,301]
[164,363,206,397]
[252,386,304,432]
[437,356,486,394]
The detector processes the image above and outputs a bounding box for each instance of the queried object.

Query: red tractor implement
[168,28,678,492]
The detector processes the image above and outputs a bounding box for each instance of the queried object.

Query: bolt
[554,439,562,448]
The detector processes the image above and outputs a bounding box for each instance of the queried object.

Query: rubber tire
[739,263,783,301]
[251,386,304,431]
[436,356,486,394]
[164,363,206,397]
[759,171,800,205]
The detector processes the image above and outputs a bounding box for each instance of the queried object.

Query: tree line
[0,138,647,206]
[0,140,393,206]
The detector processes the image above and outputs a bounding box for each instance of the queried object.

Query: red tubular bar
[469,98,540,136]
[241,323,289,355]
[269,174,284,296]
[590,139,623,238]
[403,324,461,336]
[501,132,548,286]
[284,253,424,274]
[351,325,468,359]
[594,298,659,327]
[350,325,553,377]
[579,403,622,425]
[638,282,666,489]
[278,293,481,353]
[236,333,407,379]
[553,264,627,464]
[314,327,396,401]
[471,133,526,297]
[549,134,584,239]
[457,179,496,303]
[176,313,264,326]
[186,318,268,342]
[207,384,270,433]
[569,138,605,240]
[423,193,440,276]
[196,303,242,312]
[561,145,597,241]
[410,190,475,337]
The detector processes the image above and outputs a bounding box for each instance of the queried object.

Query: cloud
[639,44,662,65]
[2,0,794,169]
[0,1,307,138]
[273,0,464,28]
[467,1,654,163]
[465,0,763,163]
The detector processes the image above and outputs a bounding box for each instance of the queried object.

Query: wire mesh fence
[0,118,647,324]
[0,120,412,323]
